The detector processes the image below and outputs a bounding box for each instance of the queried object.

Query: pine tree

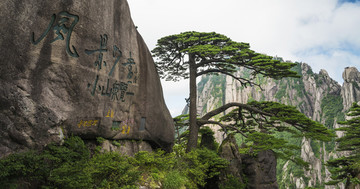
[152,31,299,152]
[326,102,360,188]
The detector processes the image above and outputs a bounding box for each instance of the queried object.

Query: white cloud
[128,0,360,116]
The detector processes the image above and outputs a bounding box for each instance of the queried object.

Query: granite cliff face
[342,67,360,110]
[195,62,360,188]
[0,0,174,157]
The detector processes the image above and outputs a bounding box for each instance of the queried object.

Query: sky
[128,0,360,116]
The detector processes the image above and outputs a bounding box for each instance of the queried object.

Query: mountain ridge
[190,61,360,188]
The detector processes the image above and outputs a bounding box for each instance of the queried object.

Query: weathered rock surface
[218,135,244,185]
[0,0,174,157]
[100,139,153,156]
[341,67,360,110]
[218,135,277,189]
[241,150,278,189]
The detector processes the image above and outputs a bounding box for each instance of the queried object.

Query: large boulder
[0,0,174,157]
[241,150,278,189]
[218,135,244,186]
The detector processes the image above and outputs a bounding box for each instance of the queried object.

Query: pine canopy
[152,31,299,84]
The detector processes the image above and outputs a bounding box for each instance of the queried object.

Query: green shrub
[0,150,46,188]
[220,175,245,189]
[0,136,90,188]
[199,126,219,151]
[47,152,140,189]
[42,135,90,164]
[0,136,140,189]
[96,137,106,144]
[163,171,187,189]
[182,148,229,187]
[86,152,140,188]
[112,140,122,147]
[47,161,92,189]
[0,136,230,188]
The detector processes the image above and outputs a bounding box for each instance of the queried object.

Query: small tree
[152,31,299,152]
[326,102,360,188]
[173,114,189,145]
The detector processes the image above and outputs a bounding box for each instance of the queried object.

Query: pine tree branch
[196,69,262,89]
[196,59,229,68]
[196,119,248,138]
[200,102,272,121]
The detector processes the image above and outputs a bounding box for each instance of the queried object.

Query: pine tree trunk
[186,54,198,152]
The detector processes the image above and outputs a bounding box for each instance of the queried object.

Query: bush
[0,136,230,188]
[0,136,140,189]
[163,171,187,189]
[0,150,46,188]
[182,148,229,187]
[47,161,92,189]
[220,175,245,189]
[130,147,228,188]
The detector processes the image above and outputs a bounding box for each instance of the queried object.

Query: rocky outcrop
[241,150,278,189]
[341,67,360,110]
[218,135,277,189]
[218,135,244,185]
[100,139,153,156]
[0,0,174,157]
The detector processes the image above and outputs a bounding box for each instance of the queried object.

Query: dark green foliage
[0,151,47,189]
[131,147,228,188]
[173,114,191,145]
[96,136,106,144]
[0,135,228,188]
[250,101,334,141]
[183,148,229,187]
[199,126,219,151]
[153,31,299,152]
[219,101,334,167]
[220,174,246,189]
[0,136,91,188]
[245,132,297,152]
[326,102,360,187]
[162,171,187,189]
[43,135,90,164]
[84,152,140,189]
[221,101,334,141]
[130,150,180,188]
[153,31,299,83]
[132,150,175,171]
[47,161,92,189]
[0,136,140,189]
